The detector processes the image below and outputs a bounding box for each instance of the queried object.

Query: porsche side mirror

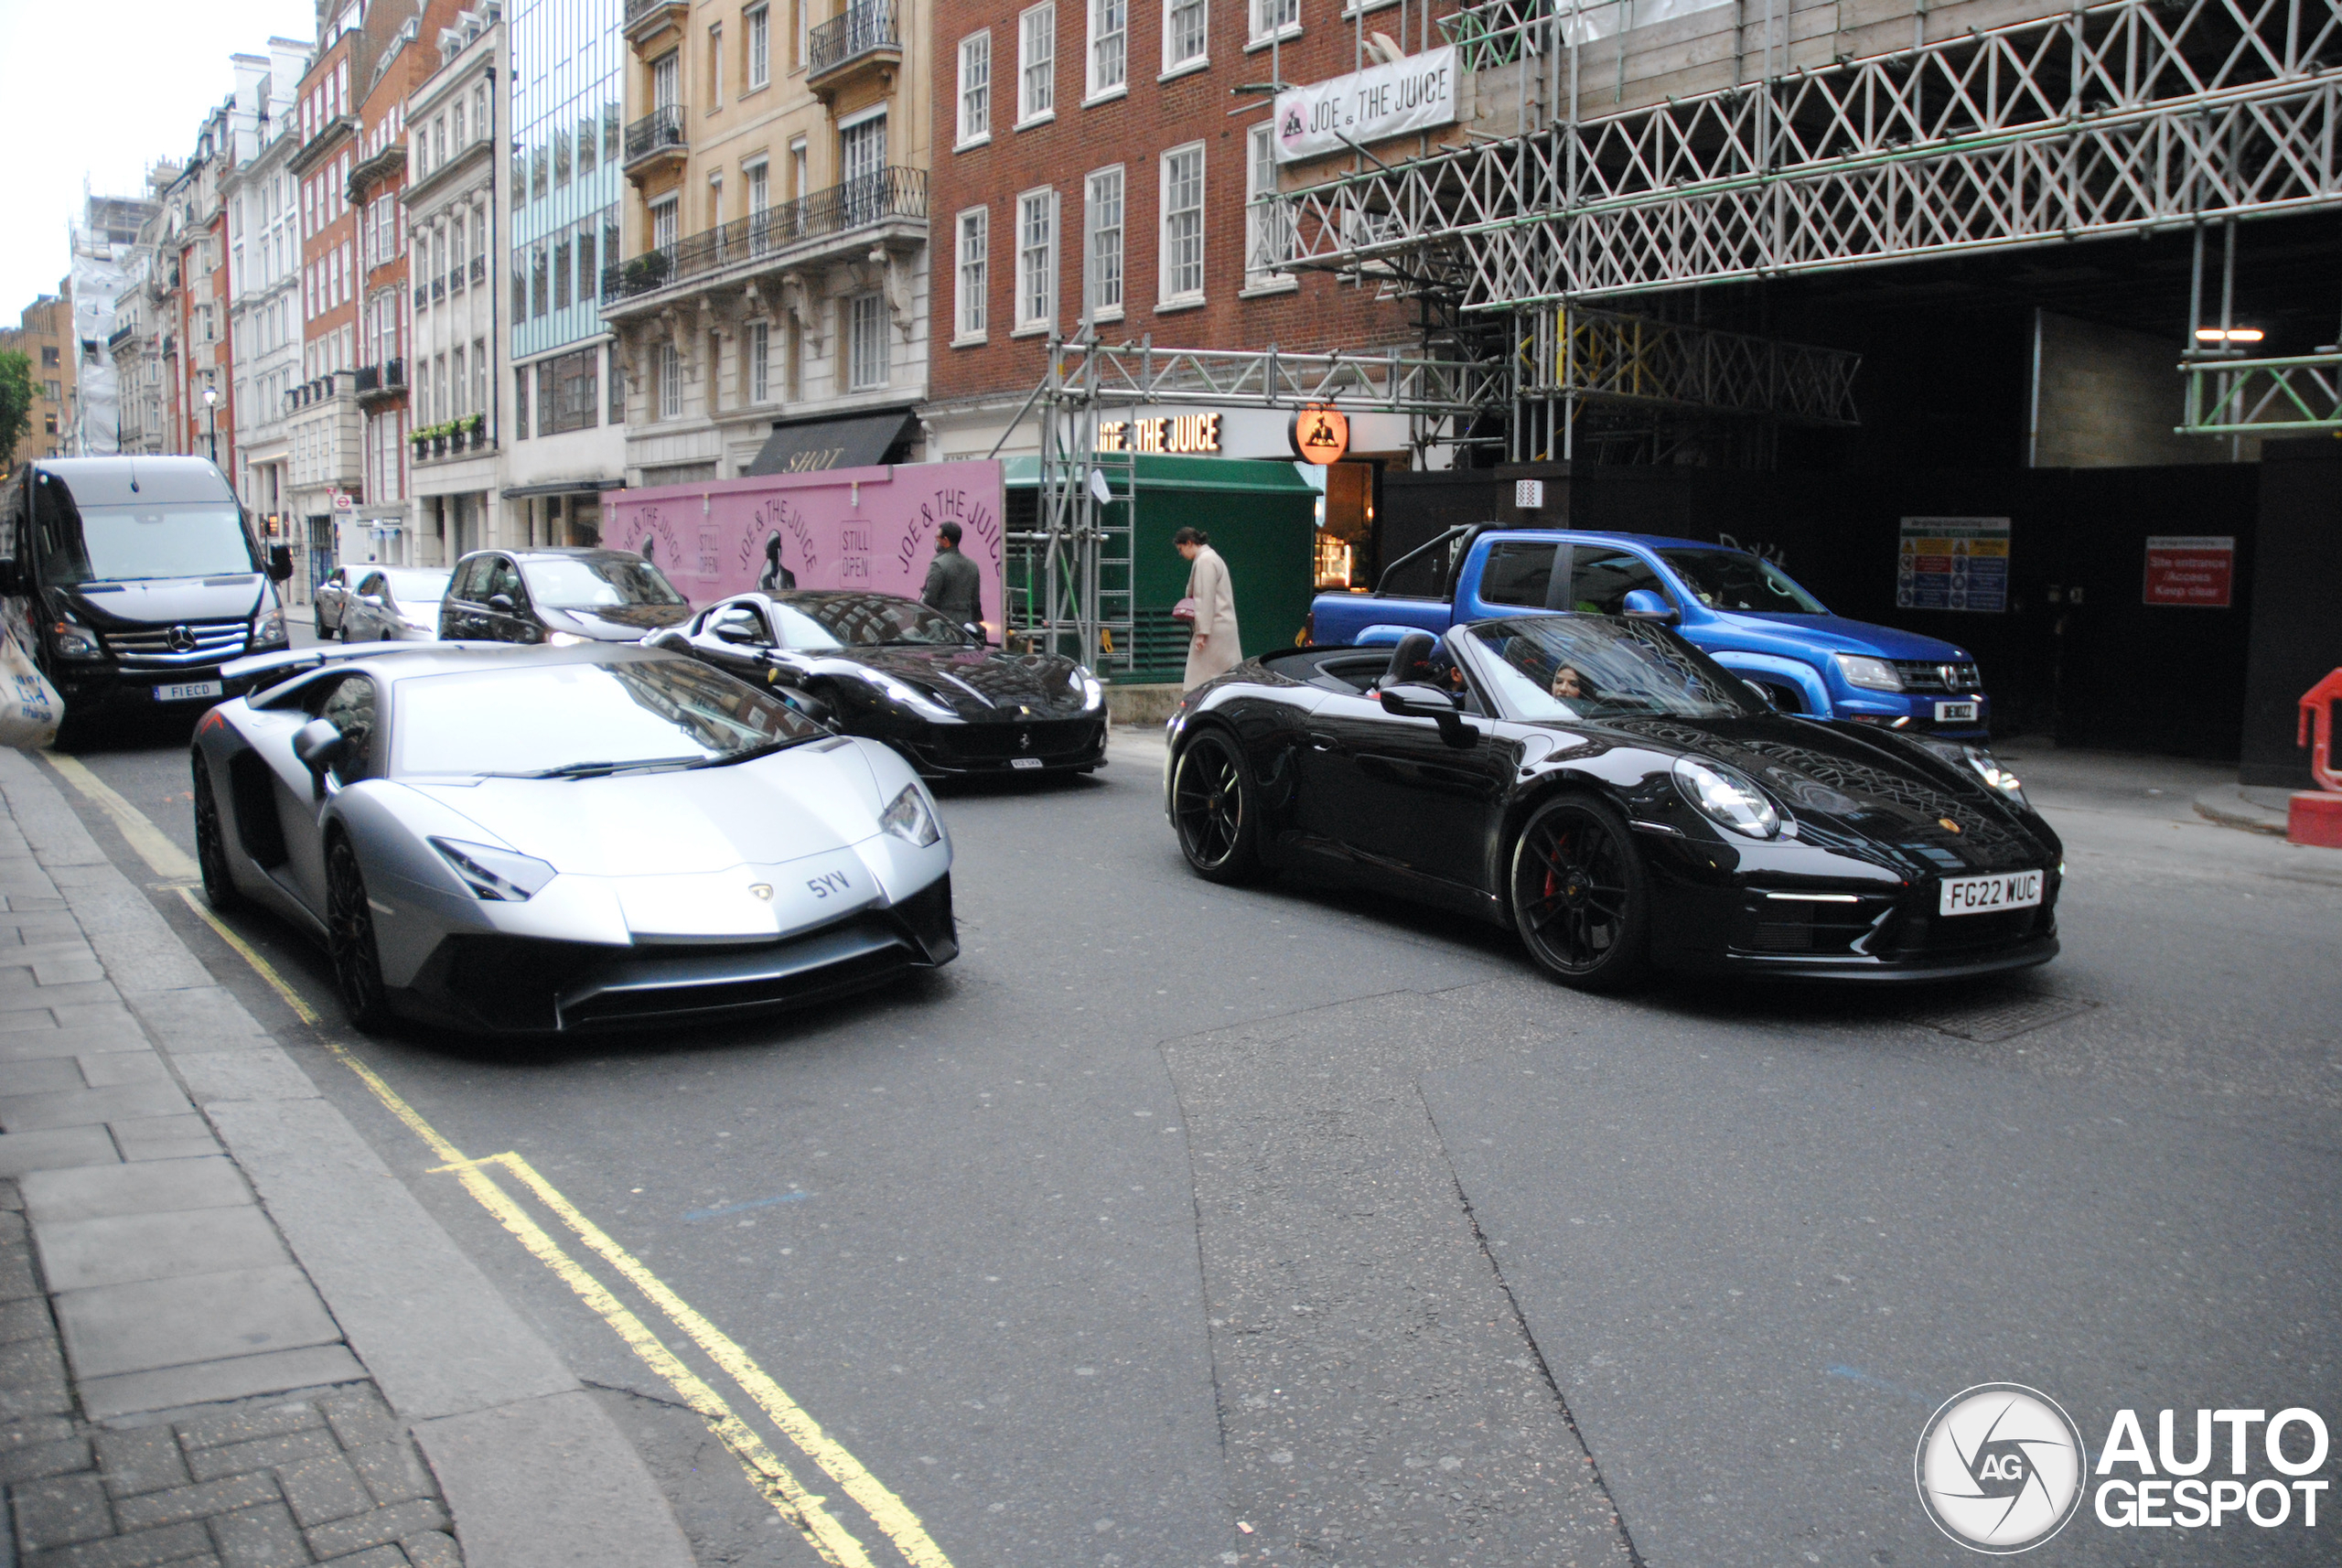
[778,689,833,727]
[1621,588,1680,624]
[487,593,517,614]
[267,543,295,582]
[963,621,987,644]
[293,718,346,776]
[1744,680,1778,709]
[1380,682,1476,746]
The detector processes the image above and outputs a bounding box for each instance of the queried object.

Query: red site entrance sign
[2143,535,2235,607]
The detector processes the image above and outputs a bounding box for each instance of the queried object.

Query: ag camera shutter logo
[1915,1383,2086,1552]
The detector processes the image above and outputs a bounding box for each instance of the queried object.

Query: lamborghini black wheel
[325,835,392,1032]
[189,754,242,912]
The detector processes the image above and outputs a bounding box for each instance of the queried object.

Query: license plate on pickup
[153,680,223,703]
[1008,757,1045,770]
[1935,700,1980,723]
[1939,869,2044,917]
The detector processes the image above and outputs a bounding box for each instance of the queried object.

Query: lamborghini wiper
[514,756,702,779]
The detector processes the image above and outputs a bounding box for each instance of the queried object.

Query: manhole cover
[1907,993,2099,1043]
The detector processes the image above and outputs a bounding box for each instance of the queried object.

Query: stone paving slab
[20,1158,252,1224]
[35,1208,293,1294]
[53,1266,341,1381]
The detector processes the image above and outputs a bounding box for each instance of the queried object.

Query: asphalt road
[43,696,2342,1568]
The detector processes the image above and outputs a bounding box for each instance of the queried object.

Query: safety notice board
[1896,517,2010,613]
[2143,535,2235,607]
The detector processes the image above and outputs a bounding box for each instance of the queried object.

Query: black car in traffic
[650,590,1110,779]
[437,547,693,645]
[1165,614,2063,989]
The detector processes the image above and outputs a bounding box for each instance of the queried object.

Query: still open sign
[2143,535,2234,608]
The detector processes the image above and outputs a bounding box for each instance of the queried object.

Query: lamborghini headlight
[1962,744,2029,809]
[1672,757,1781,840]
[431,838,558,901]
[879,782,941,848]
[545,631,587,647]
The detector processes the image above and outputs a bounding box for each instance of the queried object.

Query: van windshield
[38,503,257,585]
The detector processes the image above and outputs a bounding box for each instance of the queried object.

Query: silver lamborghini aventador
[192,641,957,1033]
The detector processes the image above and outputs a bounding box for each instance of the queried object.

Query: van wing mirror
[0,558,21,596]
[266,543,295,582]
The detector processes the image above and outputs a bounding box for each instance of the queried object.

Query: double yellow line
[45,754,952,1568]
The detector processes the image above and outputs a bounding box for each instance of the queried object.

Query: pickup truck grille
[1890,660,1982,693]
[103,619,250,667]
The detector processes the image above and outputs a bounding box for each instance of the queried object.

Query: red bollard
[2291,669,2342,847]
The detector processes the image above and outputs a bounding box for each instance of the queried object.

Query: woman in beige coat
[1176,528,1241,691]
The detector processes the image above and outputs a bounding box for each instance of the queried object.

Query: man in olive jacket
[921,521,984,633]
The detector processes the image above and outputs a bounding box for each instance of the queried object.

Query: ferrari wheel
[1172,730,1262,884]
[1509,796,1650,990]
[325,835,392,1032]
[189,754,242,912]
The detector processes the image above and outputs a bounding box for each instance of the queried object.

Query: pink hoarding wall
[605,461,1008,635]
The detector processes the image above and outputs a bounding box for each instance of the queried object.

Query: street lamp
[200,383,219,465]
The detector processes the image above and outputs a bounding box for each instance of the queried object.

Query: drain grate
[1907,992,2100,1043]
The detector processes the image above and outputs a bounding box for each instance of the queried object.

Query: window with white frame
[747,5,770,88]
[749,320,769,401]
[1245,122,1294,285]
[1160,144,1205,303]
[1018,5,1055,124]
[1015,188,1057,330]
[848,293,888,390]
[1249,0,1297,41]
[957,34,991,143]
[1164,0,1207,70]
[955,208,988,339]
[1087,0,1125,97]
[651,196,679,252]
[1084,166,1123,320]
[659,339,682,419]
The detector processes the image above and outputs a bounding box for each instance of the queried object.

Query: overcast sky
[0,0,319,317]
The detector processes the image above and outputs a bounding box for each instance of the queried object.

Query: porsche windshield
[391,657,822,777]
[790,594,973,646]
[34,495,257,586]
[1657,549,1827,615]
[1467,617,1761,723]
[520,554,688,609]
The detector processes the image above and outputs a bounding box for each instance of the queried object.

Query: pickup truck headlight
[880,782,942,847]
[1834,654,1904,692]
[431,838,558,901]
[1673,757,1781,839]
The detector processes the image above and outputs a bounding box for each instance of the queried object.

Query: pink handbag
[1171,597,1198,623]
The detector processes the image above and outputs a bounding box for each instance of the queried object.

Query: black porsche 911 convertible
[1164,615,2063,989]
[649,590,1110,779]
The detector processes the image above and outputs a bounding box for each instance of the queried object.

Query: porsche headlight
[1962,744,2029,809]
[1672,757,1781,839]
[431,838,558,901]
[880,782,942,847]
[545,631,587,647]
[1834,653,1904,692]
[871,672,956,722]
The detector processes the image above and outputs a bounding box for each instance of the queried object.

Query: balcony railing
[469,254,486,285]
[602,167,926,304]
[354,358,407,398]
[414,284,429,309]
[447,267,466,295]
[623,0,687,30]
[624,105,687,166]
[809,0,898,75]
[432,275,446,301]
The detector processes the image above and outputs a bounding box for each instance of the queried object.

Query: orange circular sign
[1289,404,1351,465]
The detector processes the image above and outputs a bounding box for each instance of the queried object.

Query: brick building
[285,14,369,563]
[920,0,1448,484]
[0,292,75,471]
[177,103,239,471]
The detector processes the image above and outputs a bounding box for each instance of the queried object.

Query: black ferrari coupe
[1164,615,2063,988]
[650,590,1110,779]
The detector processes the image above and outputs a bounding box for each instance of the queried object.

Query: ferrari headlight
[545,631,586,647]
[1077,668,1104,710]
[1962,744,2029,809]
[252,606,285,645]
[879,782,941,848]
[871,672,955,722]
[1834,653,1904,692]
[431,837,558,901]
[1672,757,1780,839]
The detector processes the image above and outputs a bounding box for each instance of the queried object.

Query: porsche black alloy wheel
[1509,796,1650,990]
[325,836,392,1032]
[189,756,242,912]
[1173,731,1262,884]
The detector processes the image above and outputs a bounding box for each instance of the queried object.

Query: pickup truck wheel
[1172,730,1262,884]
[1509,796,1650,991]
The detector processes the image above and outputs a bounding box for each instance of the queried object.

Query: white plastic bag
[0,628,62,750]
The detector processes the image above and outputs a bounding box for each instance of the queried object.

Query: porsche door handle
[1306,731,1338,752]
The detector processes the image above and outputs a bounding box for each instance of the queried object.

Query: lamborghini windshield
[392,655,822,777]
[1466,616,1763,723]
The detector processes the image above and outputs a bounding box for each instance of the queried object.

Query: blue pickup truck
[1306,527,1992,738]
